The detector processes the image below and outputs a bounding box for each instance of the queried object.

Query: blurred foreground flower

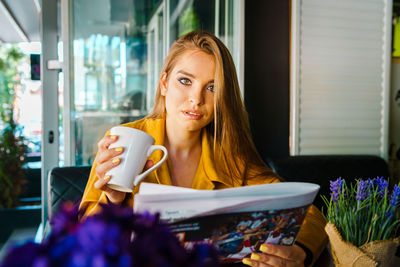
[1,202,219,267]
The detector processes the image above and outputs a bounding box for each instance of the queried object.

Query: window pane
[169,0,215,44]
[71,0,161,165]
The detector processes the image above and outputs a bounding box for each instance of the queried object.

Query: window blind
[290,0,392,157]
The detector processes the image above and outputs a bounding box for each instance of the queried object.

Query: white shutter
[290,0,393,157]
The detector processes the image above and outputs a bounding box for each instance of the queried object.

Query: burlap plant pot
[325,222,400,267]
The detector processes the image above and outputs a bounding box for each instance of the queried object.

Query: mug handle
[133,145,168,186]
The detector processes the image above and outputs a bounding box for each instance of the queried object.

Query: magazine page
[134,182,320,264]
[137,182,197,194]
[134,182,320,222]
[169,205,310,264]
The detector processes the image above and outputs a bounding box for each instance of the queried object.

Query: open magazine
[134,182,320,264]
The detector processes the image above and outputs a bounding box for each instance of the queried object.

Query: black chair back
[265,155,390,210]
[48,166,91,218]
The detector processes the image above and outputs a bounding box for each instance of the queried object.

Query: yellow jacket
[79,118,327,265]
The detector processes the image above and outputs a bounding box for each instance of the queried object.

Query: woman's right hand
[94,134,126,205]
[93,134,155,205]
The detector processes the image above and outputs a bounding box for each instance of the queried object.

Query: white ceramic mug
[105,126,168,192]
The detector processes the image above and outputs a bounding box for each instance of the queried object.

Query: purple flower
[50,201,80,237]
[330,178,344,202]
[374,177,388,198]
[365,177,388,198]
[389,185,400,207]
[386,185,400,218]
[0,203,220,267]
[188,244,220,267]
[0,241,43,267]
[356,179,367,201]
[366,178,375,195]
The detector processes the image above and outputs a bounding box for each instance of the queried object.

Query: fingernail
[104,175,111,181]
[115,147,123,152]
[250,253,260,260]
[110,135,117,140]
[242,258,252,266]
[112,157,120,164]
[260,244,268,253]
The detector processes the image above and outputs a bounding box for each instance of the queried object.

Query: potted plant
[0,107,27,208]
[0,45,41,244]
[0,45,27,209]
[323,177,400,266]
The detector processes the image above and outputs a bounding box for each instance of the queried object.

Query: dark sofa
[48,166,92,218]
[48,155,390,216]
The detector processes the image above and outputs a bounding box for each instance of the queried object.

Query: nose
[188,86,204,106]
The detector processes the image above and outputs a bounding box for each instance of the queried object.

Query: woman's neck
[164,122,201,157]
[164,120,202,187]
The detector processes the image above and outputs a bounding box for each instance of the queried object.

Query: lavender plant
[1,202,219,267]
[322,177,400,247]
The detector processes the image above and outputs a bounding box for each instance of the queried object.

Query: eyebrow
[176,70,214,83]
[176,70,195,78]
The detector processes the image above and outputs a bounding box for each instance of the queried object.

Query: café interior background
[0,0,399,254]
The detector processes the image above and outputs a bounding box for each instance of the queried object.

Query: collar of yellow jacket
[142,117,234,189]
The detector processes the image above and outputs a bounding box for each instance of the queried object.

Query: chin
[182,124,205,132]
[180,120,210,132]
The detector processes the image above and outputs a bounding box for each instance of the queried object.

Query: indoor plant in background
[0,44,27,209]
[0,108,27,208]
[0,45,40,245]
[323,177,400,266]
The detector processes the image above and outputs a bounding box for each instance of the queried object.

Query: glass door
[62,0,243,166]
[64,0,161,165]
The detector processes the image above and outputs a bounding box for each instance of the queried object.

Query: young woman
[79,30,327,266]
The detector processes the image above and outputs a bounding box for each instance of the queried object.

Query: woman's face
[161,49,216,133]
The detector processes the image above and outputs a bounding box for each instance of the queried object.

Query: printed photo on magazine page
[169,205,310,264]
[134,182,319,263]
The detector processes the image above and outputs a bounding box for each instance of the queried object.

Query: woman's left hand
[242,243,306,267]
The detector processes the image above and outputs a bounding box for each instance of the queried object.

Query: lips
[182,110,203,120]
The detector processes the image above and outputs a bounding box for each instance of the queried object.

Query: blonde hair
[147,30,275,185]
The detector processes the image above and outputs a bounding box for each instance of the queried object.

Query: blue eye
[179,78,191,85]
[207,85,215,92]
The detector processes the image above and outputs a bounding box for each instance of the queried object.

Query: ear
[160,72,168,96]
